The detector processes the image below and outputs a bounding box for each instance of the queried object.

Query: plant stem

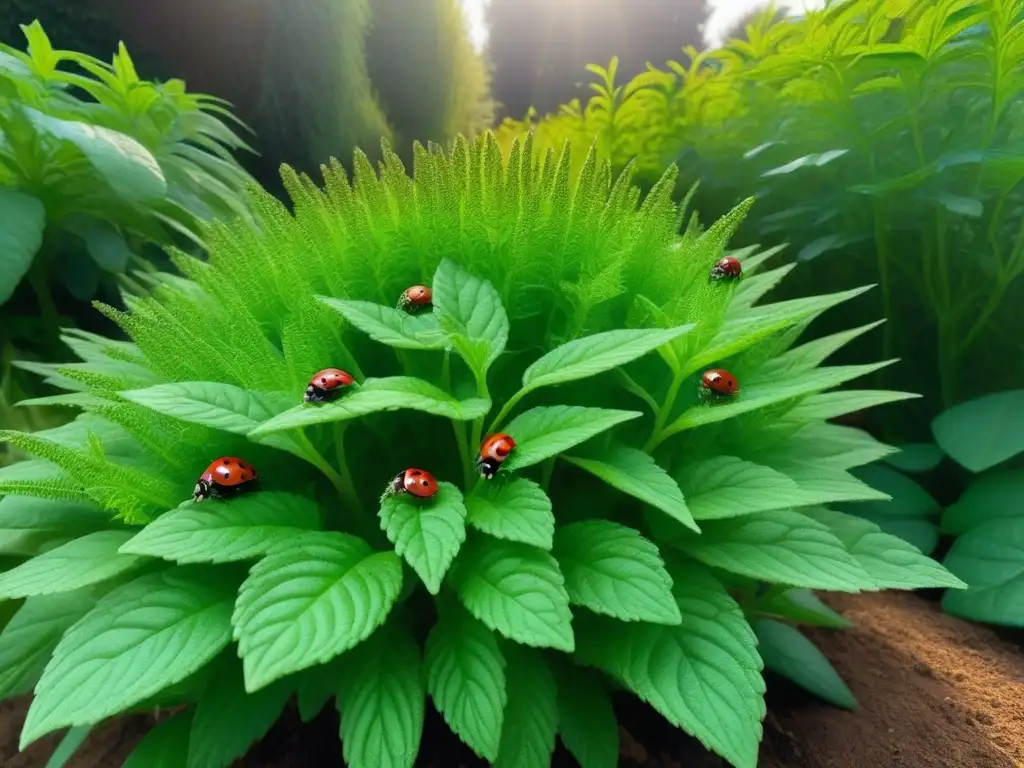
[643,371,685,453]
[332,422,364,516]
[486,388,526,436]
[539,457,555,491]
[453,420,473,489]
[871,200,894,363]
[27,257,60,342]
[292,429,360,514]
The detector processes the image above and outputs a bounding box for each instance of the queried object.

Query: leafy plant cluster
[0,135,964,768]
[494,0,1024,425]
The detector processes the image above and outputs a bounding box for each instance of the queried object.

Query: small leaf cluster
[494,0,1024,416]
[0,133,965,768]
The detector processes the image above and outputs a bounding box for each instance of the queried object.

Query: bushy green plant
[495,0,1024,429]
[0,134,965,768]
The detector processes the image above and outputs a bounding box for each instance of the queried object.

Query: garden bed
[2,591,1021,768]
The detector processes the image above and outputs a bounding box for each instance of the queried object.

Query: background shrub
[0,135,963,767]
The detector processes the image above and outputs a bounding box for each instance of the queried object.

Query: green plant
[0,135,964,768]
[495,0,1024,432]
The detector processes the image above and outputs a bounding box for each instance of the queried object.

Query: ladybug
[397,285,433,313]
[193,457,258,502]
[700,368,739,402]
[476,433,516,480]
[304,368,355,403]
[709,256,742,283]
[391,468,439,499]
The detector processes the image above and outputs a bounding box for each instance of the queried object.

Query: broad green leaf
[838,464,940,554]
[676,508,874,592]
[495,644,558,768]
[554,662,618,768]
[678,456,807,520]
[786,390,920,422]
[942,470,1024,535]
[769,423,897,471]
[752,619,857,710]
[809,508,965,590]
[776,464,891,505]
[574,561,764,768]
[122,709,193,768]
[0,530,145,599]
[0,496,110,531]
[120,382,301,455]
[187,654,291,768]
[931,390,1024,472]
[941,518,1024,627]
[753,588,852,629]
[432,259,509,375]
[233,531,403,691]
[521,325,694,394]
[884,443,944,473]
[0,589,98,699]
[554,520,680,625]
[565,445,698,532]
[63,216,131,272]
[21,566,235,748]
[466,478,555,550]
[501,406,642,472]
[378,481,467,594]
[665,362,893,436]
[0,188,45,305]
[758,320,886,378]
[296,658,344,723]
[337,621,425,768]
[120,492,320,564]
[27,108,167,200]
[318,297,447,350]
[249,376,490,437]
[425,603,507,761]
[44,725,93,768]
[449,536,574,651]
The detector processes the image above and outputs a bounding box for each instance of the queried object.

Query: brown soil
[2,591,1022,768]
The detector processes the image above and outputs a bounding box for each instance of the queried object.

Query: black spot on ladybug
[222,459,231,465]
[321,377,328,384]
[411,470,422,476]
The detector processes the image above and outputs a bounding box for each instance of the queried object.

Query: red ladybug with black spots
[476,433,516,480]
[193,457,258,502]
[398,285,433,313]
[700,368,739,402]
[391,468,439,499]
[304,368,355,403]
[709,256,742,283]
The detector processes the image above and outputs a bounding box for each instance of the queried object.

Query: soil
[1,591,1021,768]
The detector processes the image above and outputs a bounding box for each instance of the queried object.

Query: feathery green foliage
[0,134,964,767]
[495,0,1024,427]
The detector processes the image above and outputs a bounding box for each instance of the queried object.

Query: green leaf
[120,382,302,456]
[27,108,167,200]
[810,508,965,590]
[0,589,98,699]
[425,603,507,761]
[44,725,93,768]
[63,216,131,272]
[449,536,574,651]
[752,619,857,710]
[678,456,807,520]
[21,566,235,748]
[0,188,45,305]
[838,464,940,555]
[931,390,1024,472]
[553,662,618,768]
[0,496,111,532]
[565,445,698,532]
[466,478,555,550]
[676,508,873,592]
[501,406,642,472]
[378,481,467,594]
[187,654,291,768]
[884,443,944,473]
[787,390,920,422]
[554,520,680,625]
[753,588,852,629]
[521,325,694,394]
[249,377,490,437]
[574,561,764,768]
[122,709,193,768]
[233,531,403,691]
[941,518,1024,627]
[120,492,320,564]
[318,297,447,350]
[432,259,510,375]
[942,470,1024,536]
[337,621,425,768]
[296,659,344,723]
[0,530,145,599]
[495,643,558,768]
[771,423,896,471]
